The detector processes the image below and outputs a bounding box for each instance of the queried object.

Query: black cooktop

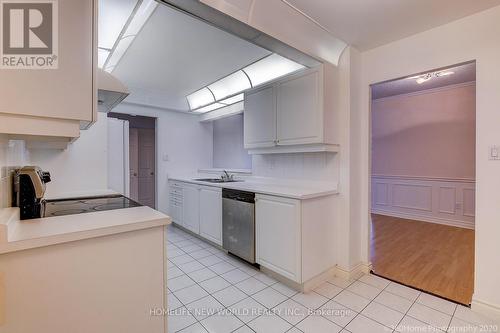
[43,195,142,217]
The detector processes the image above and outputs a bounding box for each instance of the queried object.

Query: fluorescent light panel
[98,0,137,50]
[194,103,226,113]
[187,87,215,110]
[208,71,251,100]
[243,53,305,87]
[187,54,305,112]
[102,0,157,72]
[192,94,244,114]
[219,93,243,105]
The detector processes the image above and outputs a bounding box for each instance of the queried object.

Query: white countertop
[169,176,338,200]
[0,205,171,254]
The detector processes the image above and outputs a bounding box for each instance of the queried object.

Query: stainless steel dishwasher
[222,189,256,263]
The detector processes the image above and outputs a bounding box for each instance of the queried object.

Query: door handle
[133,173,138,177]
[150,172,154,176]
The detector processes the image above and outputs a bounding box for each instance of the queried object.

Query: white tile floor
[166,225,498,333]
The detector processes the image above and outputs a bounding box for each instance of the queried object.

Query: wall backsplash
[0,137,28,208]
[252,152,339,182]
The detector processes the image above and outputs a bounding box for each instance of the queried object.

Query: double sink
[194,178,242,183]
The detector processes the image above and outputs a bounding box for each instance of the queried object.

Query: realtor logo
[0,0,58,69]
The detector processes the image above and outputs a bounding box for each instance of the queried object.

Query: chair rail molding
[371,175,475,229]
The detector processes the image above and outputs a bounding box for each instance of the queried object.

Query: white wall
[28,112,109,198]
[213,114,251,169]
[0,113,109,204]
[372,83,476,179]
[353,6,500,318]
[0,137,27,208]
[112,103,213,214]
[252,152,338,182]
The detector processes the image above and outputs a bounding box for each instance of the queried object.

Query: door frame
[366,62,477,281]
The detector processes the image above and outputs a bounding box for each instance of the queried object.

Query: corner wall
[112,103,214,214]
[355,5,500,318]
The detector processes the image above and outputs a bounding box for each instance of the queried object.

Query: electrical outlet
[489,146,500,160]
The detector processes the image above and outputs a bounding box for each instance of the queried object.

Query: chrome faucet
[221,170,234,182]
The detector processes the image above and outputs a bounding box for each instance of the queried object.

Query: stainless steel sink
[194,178,242,183]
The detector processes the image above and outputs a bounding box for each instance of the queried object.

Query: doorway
[369,62,476,305]
[108,112,157,209]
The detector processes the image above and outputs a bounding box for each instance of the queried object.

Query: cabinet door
[277,70,322,145]
[256,194,301,282]
[182,184,200,234]
[244,85,276,148]
[0,0,96,123]
[199,186,223,246]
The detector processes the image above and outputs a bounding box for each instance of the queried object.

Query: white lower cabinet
[199,186,223,246]
[256,194,302,282]
[168,180,222,245]
[169,182,184,225]
[182,184,200,234]
[169,180,335,288]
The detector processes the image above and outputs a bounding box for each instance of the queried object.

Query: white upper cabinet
[244,85,276,148]
[0,0,96,141]
[244,66,337,153]
[277,70,322,145]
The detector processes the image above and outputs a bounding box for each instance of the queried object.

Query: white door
[277,70,322,145]
[107,118,130,196]
[129,128,139,201]
[256,194,301,282]
[138,128,156,208]
[244,85,276,148]
[183,184,200,234]
[199,186,222,245]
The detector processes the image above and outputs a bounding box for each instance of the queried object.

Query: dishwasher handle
[222,189,255,203]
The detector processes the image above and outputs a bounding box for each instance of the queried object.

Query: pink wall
[371,83,476,179]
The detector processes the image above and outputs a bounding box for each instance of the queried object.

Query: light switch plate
[489,146,500,160]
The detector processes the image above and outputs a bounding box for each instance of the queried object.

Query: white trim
[372,175,475,229]
[248,143,339,155]
[121,101,193,115]
[372,174,475,184]
[471,298,500,324]
[372,81,476,101]
[198,102,244,122]
[334,262,372,281]
[197,168,252,175]
[371,209,474,229]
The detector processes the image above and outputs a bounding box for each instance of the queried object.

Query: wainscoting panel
[371,175,475,229]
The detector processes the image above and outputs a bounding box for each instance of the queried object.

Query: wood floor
[370,214,474,305]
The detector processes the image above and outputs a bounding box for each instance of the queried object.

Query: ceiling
[112,4,270,111]
[371,62,476,100]
[285,0,500,50]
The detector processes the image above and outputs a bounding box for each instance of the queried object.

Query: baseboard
[260,266,338,293]
[334,262,372,281]
[371,209,474,229]
[471,298,500,324]
[302,268,336,293]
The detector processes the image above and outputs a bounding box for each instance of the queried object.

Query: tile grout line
[167,226,472,333]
